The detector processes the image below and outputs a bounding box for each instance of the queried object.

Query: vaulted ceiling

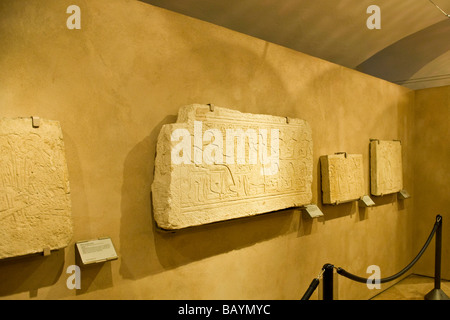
[140,0,450,90]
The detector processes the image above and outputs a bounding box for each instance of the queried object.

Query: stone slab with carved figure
[151,104,313,230]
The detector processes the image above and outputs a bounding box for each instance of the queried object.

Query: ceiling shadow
[356,19,450,83]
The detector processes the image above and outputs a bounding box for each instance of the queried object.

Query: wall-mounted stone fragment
[0,118,73,259]
[151,104,313,230]
[370,140,403,196]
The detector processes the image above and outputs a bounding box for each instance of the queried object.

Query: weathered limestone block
[370,140,403,196]
[151,104,313,230]
[0,118,73,259]
[320,153,365,204]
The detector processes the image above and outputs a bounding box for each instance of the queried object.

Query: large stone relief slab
[151,104,313,230]
[0,118,73,259]
[320,153,365,205]
[370,140,403,196]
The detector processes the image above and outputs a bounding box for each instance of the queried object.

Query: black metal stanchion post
[425,215,449,300]
[322,263,334,300]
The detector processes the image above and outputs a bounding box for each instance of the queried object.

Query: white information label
[304,204,324,218]
[76,238,118,265]
[398,189,411,199]
[359,195,375,207]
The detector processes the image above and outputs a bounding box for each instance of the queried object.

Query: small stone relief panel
[370,140,403,196]
[0,118,73,259]
[151,104,313,230]
[320,153,365,205]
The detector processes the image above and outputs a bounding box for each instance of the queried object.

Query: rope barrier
[337,216,440,284]
[301,215,446,300]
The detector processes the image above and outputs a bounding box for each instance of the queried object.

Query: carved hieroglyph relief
[0,118,73,259]
[151,104,313,230]
[320,153,365,204]
[370,140,403,196]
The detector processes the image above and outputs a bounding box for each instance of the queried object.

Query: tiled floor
[370,274,450,300]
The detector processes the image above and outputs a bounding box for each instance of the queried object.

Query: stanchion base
[424,288,450,300]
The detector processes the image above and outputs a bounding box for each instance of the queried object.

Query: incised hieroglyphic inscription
[151,104,313,229]
[370,140,403,196]
[0,118,73,259]
[320,153,365,204]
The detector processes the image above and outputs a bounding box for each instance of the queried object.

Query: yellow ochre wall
[413,86,450,280]
[0,0,420,300]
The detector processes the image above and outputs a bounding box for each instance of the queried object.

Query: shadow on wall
[0,250,65,298]
[356,20,450,83]
[152,208,302,270]
[119,115,175,280]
